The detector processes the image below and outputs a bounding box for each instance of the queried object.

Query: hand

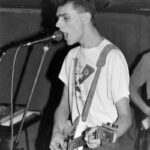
[84,126,101,149]
[49,132,67,150]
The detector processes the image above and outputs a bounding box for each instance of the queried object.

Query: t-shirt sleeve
[59,56,69,86]
[108,50,130,103]
[58,49,77,86]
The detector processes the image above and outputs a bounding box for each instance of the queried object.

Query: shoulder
[108,49,123,57]
[141,51,150,64]
[102,40,127,65]
[102,39,122,57]
[106,46,125,62]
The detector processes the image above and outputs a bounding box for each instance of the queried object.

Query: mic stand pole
[13,44,50,150]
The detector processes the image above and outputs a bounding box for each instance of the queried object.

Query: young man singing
[49,1,132,150]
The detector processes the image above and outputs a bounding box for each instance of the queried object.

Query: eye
[63,16,70,22]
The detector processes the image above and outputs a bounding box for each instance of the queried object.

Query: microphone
[22,30,63,47]
[0,30,63,61]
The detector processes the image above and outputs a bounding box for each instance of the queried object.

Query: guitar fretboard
[69,136,85,150]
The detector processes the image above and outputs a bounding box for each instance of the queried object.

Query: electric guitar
[63,117,118,150]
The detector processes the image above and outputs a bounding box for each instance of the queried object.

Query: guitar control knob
[112,124,118,128]
[106,122,111,126]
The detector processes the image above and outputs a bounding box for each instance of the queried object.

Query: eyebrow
[57,13,68,18]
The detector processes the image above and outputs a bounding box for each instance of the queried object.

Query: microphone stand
[13,44,50,150]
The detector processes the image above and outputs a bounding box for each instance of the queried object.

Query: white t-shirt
[59,39,130,127]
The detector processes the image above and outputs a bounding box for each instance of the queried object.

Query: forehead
[56,3,80,17]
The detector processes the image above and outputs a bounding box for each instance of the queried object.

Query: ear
[81,12,91,24]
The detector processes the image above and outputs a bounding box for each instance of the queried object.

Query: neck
[80,26,103,49]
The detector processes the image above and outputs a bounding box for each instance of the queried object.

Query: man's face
[56,3,84,45]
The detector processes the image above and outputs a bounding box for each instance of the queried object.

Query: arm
[130,82,150,116]
[52,85,70,134]
[114,97,132,139]
[130,54,150,116]
[50,85,70,150]
[84,51,132,148]
[84,98,132,147]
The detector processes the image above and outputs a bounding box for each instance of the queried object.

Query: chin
[66,40,75,46]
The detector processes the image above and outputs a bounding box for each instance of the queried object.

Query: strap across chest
[74,44,118,122]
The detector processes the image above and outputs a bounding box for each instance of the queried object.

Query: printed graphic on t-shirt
[75,63,94,101]
[79,64,95,84]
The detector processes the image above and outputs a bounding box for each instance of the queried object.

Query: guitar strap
[81,44,118,122]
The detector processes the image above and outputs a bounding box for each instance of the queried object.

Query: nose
[56,19,62,29]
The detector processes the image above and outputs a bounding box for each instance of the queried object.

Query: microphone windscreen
[54,31,63,41]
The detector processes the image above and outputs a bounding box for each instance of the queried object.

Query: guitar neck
[68,136,85,150]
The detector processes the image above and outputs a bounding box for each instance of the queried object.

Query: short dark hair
[54,0,96,22]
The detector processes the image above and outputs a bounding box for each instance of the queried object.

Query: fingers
[49,143,58,150]
[61,141,67,150]
[84,126,99,141]
[50,142,66,150]
[49,134,67,150]
[86,126,99,135]
[86,137,102,149]
[84,126,101,149]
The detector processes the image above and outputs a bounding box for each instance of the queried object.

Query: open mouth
[63,32,69,40]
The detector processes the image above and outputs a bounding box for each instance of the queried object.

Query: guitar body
[63,117,118,150]
[63,117,87,150]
